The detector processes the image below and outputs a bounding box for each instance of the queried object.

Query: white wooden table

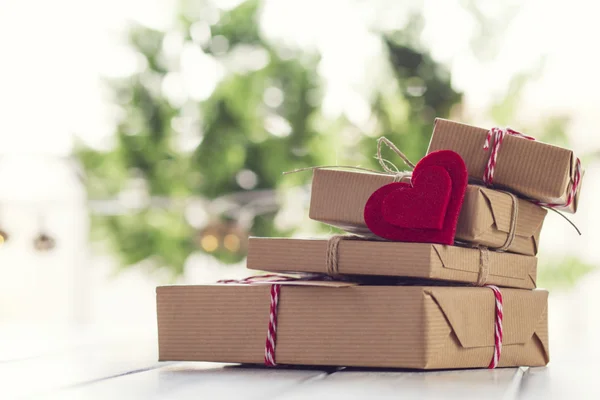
[2,287,598,400]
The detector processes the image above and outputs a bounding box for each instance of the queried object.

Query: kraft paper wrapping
[156,284,549,369]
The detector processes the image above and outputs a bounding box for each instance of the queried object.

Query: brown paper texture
[156,284,549,369]
[309,168,547,255]
[247,237,538,289]
[427,118,582,213]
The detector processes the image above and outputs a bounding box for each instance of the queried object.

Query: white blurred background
[0,0,598,336]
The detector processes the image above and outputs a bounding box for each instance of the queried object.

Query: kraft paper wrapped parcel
[309,168,547,256]
[428,118,583,213]
[247,237,538,289]
[153,117,573,372]
[156,284,549,370]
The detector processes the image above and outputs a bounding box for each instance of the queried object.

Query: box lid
[309,168,546,255]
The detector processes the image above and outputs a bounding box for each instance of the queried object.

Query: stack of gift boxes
[157,119,583,370]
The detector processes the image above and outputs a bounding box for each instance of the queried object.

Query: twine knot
[326,234,364,276]
[483,126,582,215]
[376,137,416,176]
[483,127,535,185]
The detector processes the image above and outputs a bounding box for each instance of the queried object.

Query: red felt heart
[382,166,452,229]
[363,150,468,245]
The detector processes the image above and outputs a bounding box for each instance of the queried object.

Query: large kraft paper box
[428,118,582,212]
[309,169,547,256]
[156,284,549,369]
[247,237,538,289]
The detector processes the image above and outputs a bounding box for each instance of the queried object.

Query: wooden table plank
[39,364,331,400]
[517,359,599,399]
[1,334,160,399]
[0,325,96,363]
[272,367,523,400]
[14,273,600,399]
[517,281,600,399]
[36,362,529,400]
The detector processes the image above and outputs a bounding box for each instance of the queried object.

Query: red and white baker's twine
[537,158,583,209]
[219,276,505,369]
[485,285,504,369]
[483,127,582,209]
[483,127,535,185]
[262,283,504,369]
[264,284,281,366]
[217,274,296,285]
[216,274,299,367]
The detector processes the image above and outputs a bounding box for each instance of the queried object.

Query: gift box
[309,168,547,256]
[427,118,583,212]
[247,237,538,289]
[156,283,549,369]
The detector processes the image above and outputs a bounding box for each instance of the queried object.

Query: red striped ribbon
[217,274,295,285]
[535,158,582,209]
[485,285,503,369]
[264,284,281,367]
[483,127,535,185]
[263,283,504,369]
[217,275,293,367]
[483,127,581,210]
[220,276,504,369]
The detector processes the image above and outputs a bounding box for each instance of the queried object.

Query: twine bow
[376,137,416,180]
[483,127,536,185]
[483,127,582,235]
[283,137,415,182]
[483,127,583,213]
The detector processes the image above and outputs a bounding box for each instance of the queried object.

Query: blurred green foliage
[77,0,462,275]
[76,0,595,290]
[361,35,461,169]
[538,256,596,290]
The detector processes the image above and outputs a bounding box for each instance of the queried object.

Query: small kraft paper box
[309,168,547,256]
[247,237,538,289]
[156,284,549,370]
[428,118,582,213]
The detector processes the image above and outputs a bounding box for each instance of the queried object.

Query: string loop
[494,191,519,252]
[376,137,416,172]
[283,137,415,184]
